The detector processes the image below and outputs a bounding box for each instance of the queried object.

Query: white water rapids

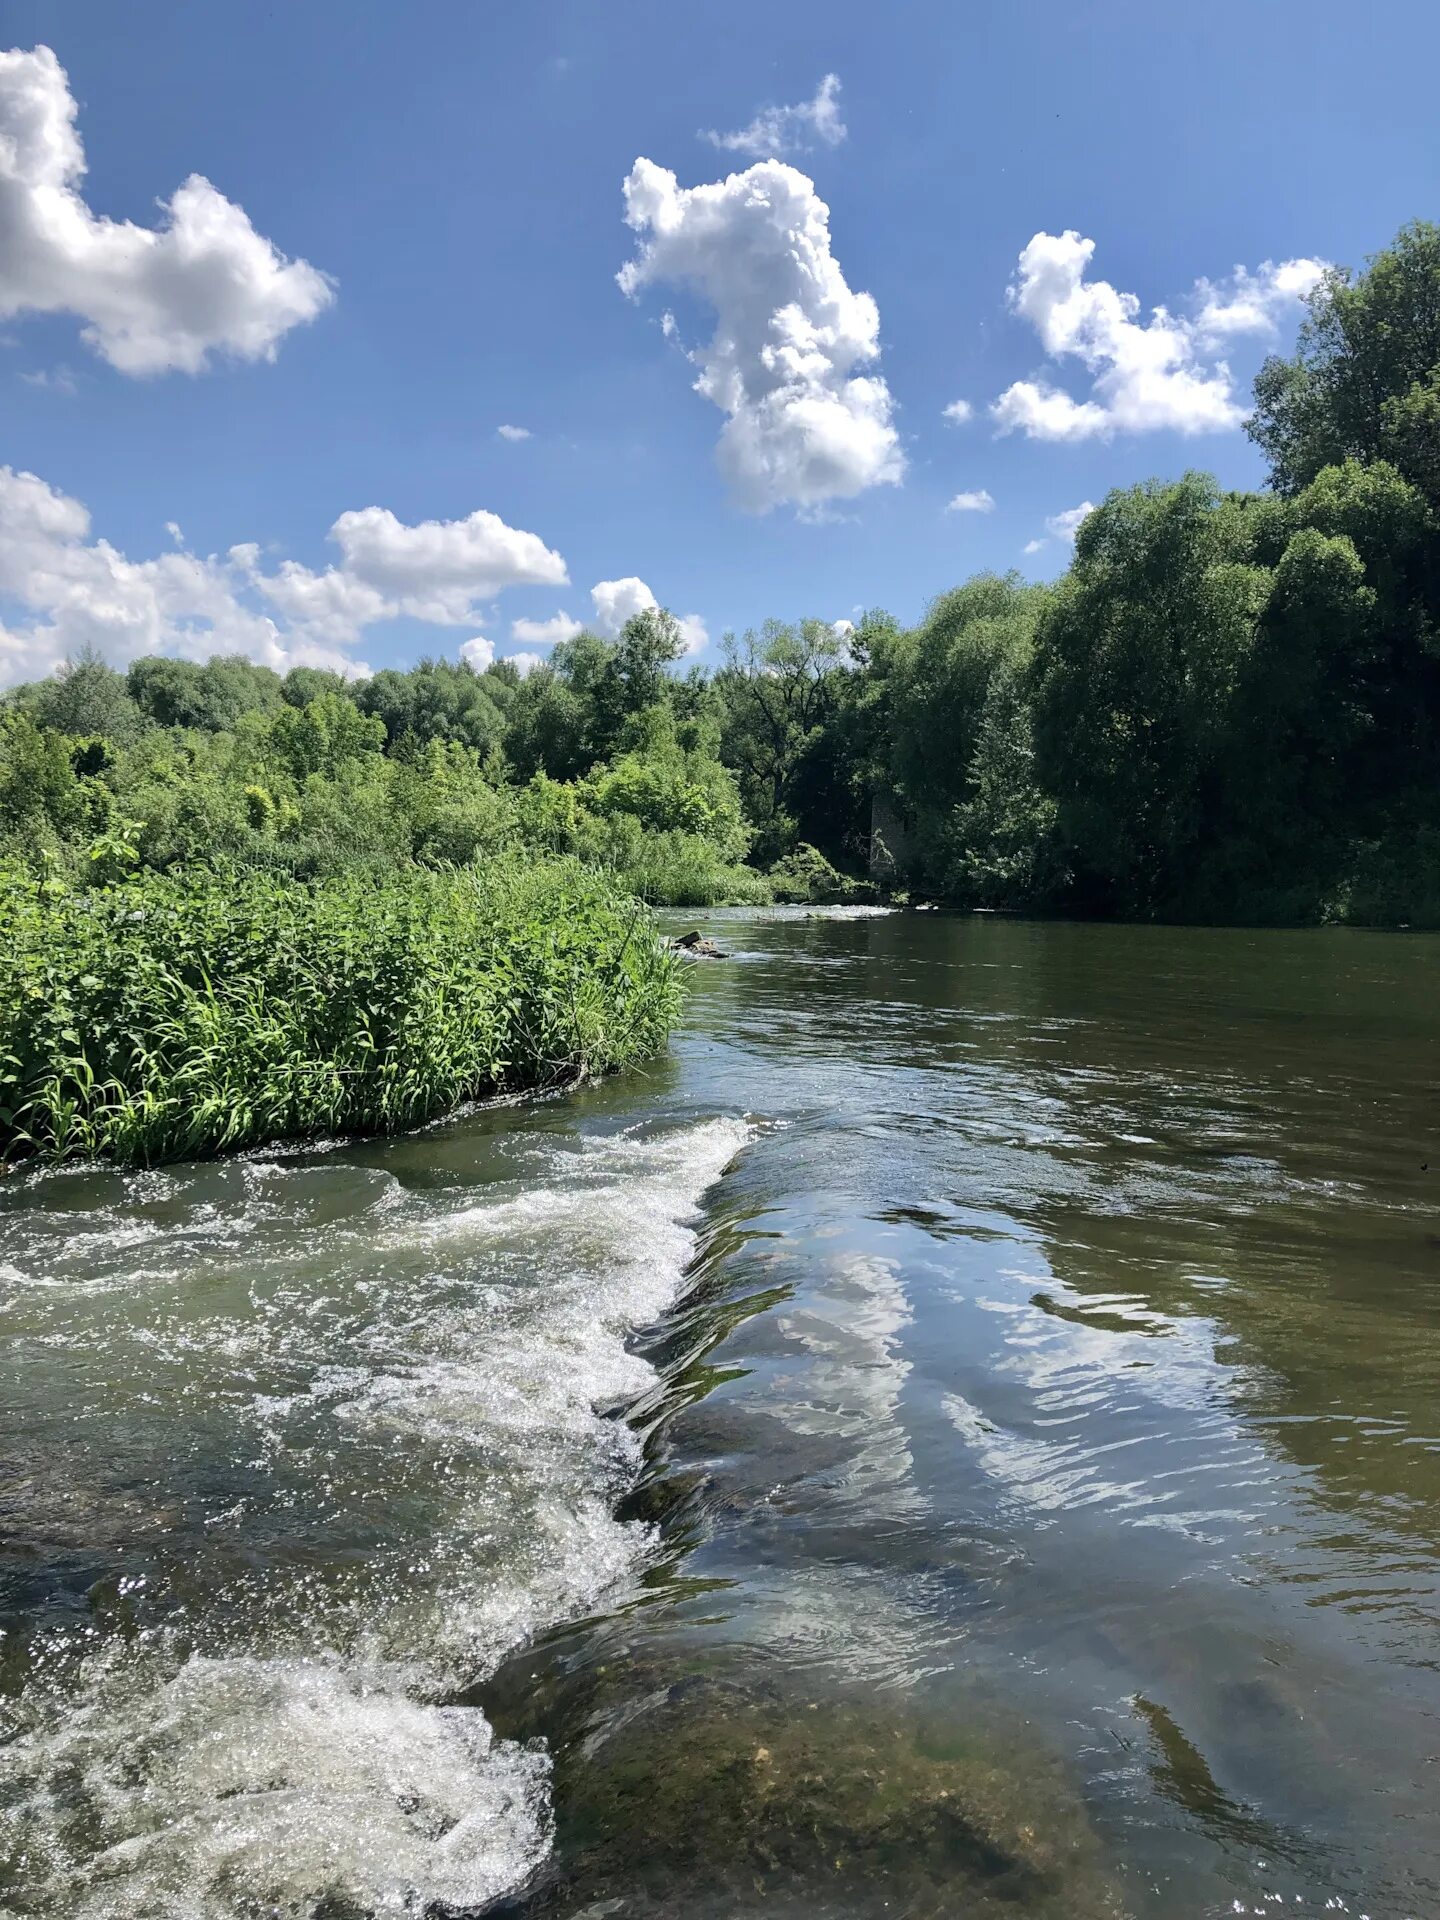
[0,1113,748,1917]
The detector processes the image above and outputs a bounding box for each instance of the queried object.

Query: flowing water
[1,910,1437,1918]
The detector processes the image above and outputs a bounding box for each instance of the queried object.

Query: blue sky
[2,0,1437,685]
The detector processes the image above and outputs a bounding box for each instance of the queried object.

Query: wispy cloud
[701,74,846,160]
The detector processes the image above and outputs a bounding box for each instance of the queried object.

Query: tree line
[4,219,1438,924]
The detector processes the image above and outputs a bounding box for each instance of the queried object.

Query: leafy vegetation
[4,218,1438,946]
[0,859,682,1167]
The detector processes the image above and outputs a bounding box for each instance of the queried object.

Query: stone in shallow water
[491,1662,1126,1919]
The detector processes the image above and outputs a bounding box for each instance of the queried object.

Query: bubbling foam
[0,1115,750,1917]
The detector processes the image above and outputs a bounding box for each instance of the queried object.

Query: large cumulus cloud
[618,157,903,514]
[0,44,332,374]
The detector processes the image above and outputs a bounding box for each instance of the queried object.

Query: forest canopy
[4,220,1437,927]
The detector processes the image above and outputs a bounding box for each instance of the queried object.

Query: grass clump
[0,856,684,1168]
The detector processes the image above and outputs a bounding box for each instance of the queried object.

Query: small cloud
[1021,500,1095,557]
[676,612,708,655]
[591,576,658,635]
[459,635,494,668]
[660,309,678,339]
[701,73,846,160]
[591,576,708,654]
[496,423,531,442]
[1046,500,1095,543]
[1193,257,1327,345]
[19,365,77,395]
[946,489,995,514]
[510,610,583,646]
[832,618,856,639]
[165,520,184,546]
[942,399,973,424]
[501,649,545,677]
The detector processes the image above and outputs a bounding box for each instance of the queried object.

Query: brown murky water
[2,910,1437,1917]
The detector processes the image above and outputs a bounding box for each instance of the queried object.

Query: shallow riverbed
[2,910,1437,1918]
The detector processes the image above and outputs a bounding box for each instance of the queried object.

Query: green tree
[128,654,282,731]
[26,646,147,744]
[1249,221,1440,507]
[1030,476,1268,915]
[715,618,850,864]
[352,657,508,756]
[281,666,350,709]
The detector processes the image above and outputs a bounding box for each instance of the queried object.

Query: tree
[128,653,282,731]
[1249,222,1440,506]
[1030,476,1268,914]
[587,609,686,759]
[29,646,147,744]
[714,619,850,864]
[881,575,1049,884]
[281,666,349,709]
[352,657,507,756]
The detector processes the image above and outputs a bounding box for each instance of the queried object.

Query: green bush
[768,842,873,905]
[0,858,684,1168]
[620,831,773,907]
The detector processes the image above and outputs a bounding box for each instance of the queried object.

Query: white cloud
[1046,500,1095,543]
[0,45,333,375]
[990,381,1110,442]
[946,489,994,513]
[990,231,1321,442]
[459,635,494,669]
[243,555,390,643]
[589,575,708,655]
[328,504,567,623]
[674,611,709,655]
[942,399,973,424]
[701,74,846,160]
[0,465,573,688]
[0,465,359,686]
[501,650,544,677]
[590,576,657,634]
[618,156,902,513]
[510,610,583,646]
[1192,257,1327,345]
[1019,500,1096,562]
[496,423,531,441]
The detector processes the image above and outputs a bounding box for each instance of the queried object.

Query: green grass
[0,857,685,1168]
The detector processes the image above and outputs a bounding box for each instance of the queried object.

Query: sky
[1,0,1437,687]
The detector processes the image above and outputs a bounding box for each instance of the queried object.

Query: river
[1,909,1437,1918]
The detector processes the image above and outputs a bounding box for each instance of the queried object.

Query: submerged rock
[488,1662,1126,1918]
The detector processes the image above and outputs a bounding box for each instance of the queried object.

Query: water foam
[5,1653,550,1918]
[0,1114,749,1918]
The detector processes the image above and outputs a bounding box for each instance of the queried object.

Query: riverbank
[0,856,684,1168]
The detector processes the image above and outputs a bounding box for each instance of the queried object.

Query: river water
[1,910,1437,1919]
